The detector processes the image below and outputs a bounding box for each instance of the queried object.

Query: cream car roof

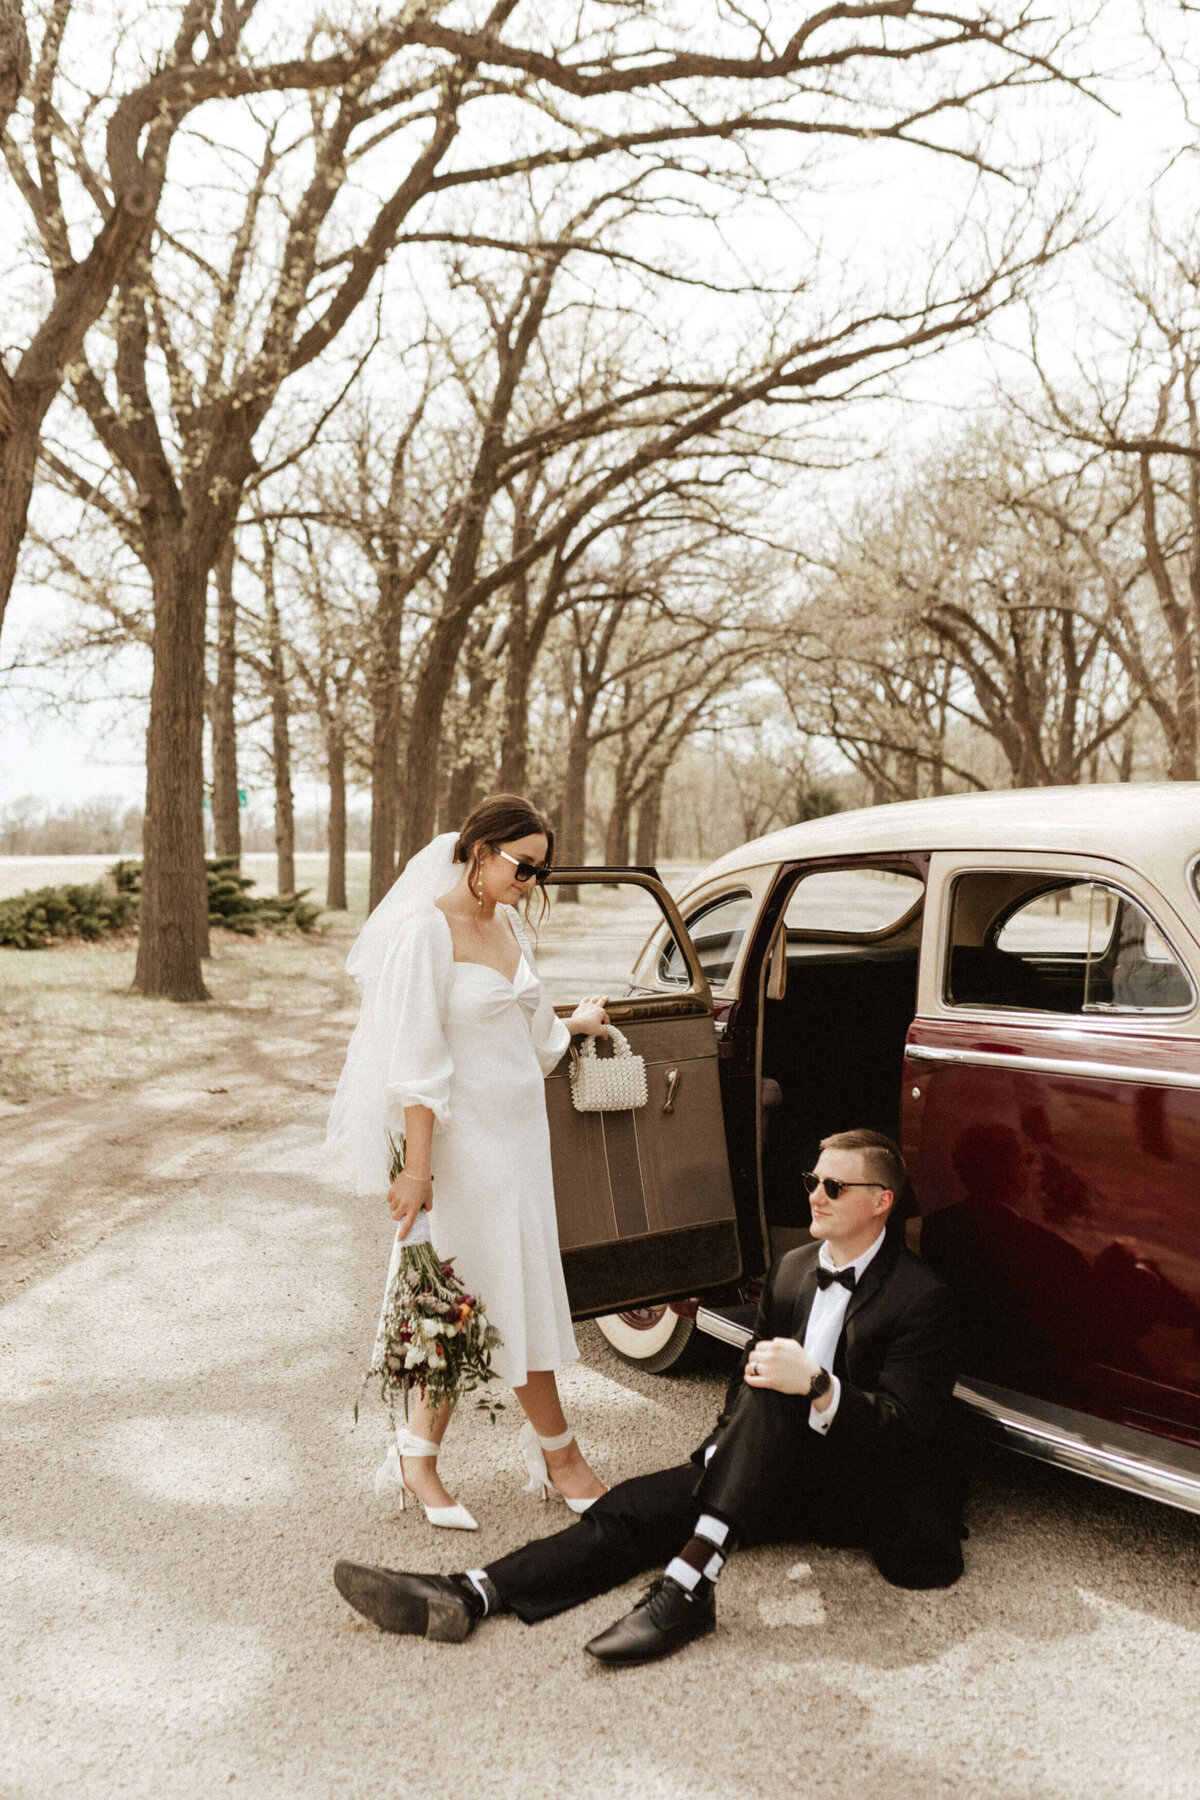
[690,784,1200,897]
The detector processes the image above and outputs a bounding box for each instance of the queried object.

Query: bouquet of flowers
[358,1134,504,1424]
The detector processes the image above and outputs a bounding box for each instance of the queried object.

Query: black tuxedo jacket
[700,1232,965,1587]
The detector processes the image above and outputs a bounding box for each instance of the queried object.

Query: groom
[333,1128,965,1665]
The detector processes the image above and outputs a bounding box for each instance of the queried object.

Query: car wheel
[594,1305,699,1373]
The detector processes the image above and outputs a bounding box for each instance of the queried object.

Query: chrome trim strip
[694,1316,1200,1516]
[955,1377,1200,1516]
[696,1306,753,1349]
[906,1042,1200,1091]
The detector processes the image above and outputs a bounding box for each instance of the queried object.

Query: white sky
[0,0,1189,813]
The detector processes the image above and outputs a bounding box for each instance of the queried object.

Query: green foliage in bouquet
[363,1242,505,1425]
[356,1131,505,1425]
[0,880,138,948]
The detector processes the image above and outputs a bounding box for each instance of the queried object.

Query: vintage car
[535,784,1200,1517]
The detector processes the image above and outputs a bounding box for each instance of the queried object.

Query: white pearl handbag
[568,1024,648,1113]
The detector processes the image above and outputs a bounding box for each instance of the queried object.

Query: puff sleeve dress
[370,904,578,1389]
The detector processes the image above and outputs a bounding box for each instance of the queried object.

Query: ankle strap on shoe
[396,1430,440,1458]
[537,1427,575,1452]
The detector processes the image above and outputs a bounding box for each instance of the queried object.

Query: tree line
[0,1,1135,999]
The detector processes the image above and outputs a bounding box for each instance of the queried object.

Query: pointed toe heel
[519,1421,604,1511]
[380,1430,479,1531]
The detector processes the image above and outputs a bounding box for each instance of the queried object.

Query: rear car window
[948,874,1194,1014]
[784,866,924,938]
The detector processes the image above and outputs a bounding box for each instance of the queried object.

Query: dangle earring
[470,855,484,909]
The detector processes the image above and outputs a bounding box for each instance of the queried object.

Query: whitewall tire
[594,1306,698,1373]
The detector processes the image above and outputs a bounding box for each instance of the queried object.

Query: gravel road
[4,1109,1200,1800]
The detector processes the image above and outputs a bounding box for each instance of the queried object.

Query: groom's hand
[743,1337,823,1397]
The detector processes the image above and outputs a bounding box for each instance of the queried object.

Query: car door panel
[539,868,741,1317]
[905,856,1200,1439]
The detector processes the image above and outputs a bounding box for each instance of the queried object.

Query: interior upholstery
[760,946,919,1229]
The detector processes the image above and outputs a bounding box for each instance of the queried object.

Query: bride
[327,793,610,1529]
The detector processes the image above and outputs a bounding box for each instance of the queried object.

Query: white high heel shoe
[375,1428,478,1531]
[519,1422,603,1514]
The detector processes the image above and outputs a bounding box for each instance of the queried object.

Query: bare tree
[0,0,433,630]
[798,431,1137,793]
[18,4,1088,991]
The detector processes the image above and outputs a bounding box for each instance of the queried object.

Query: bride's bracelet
[396,1171,433,1189]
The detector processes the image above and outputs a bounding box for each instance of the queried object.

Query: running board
[954,1377,1200,1517]
[696,1306,753,1350]
[695,1309,1200,1517]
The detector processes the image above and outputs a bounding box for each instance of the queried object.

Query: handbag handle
[576,1024,630,1063]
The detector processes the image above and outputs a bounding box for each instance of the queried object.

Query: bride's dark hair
[454,793,554,927]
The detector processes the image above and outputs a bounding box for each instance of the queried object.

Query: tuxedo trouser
[487,1385,862,1625]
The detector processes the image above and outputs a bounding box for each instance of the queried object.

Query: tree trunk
[0,408,40,639]
[367,571,406,911]
[446,654,495,825]
[634,774,664,867]
[133,547,210,1000]
[209,536,241,860]
[446,755,483,827]
[605,789,631,865]
[270,684,295,897]
[499,575,530,792]
[401,641,463,865]
[556,722,592,902]
[325,725,348,911]
[264,563,295,896]
[369,711,402,910]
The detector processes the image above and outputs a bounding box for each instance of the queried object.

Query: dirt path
[0,991,352,1307]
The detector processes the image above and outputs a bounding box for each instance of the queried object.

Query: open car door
[535,866,741,1318]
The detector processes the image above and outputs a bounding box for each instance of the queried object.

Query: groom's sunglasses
[802,1173,885,1200]
[496,847,552,885]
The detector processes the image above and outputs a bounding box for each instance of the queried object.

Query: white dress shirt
[803,1228,886,1434]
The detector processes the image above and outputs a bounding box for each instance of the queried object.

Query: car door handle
[662,1068,681,1113]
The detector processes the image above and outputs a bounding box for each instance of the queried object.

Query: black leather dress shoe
[584,1576,716,1666]
[333,1562,480,1643]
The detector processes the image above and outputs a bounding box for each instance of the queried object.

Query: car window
[537,880,690,1003]
[995,882,1115,956]
[657,890,754,989]
[948,874,1194,1014]
[785,866,924,937]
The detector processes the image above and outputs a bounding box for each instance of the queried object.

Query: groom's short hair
[818,1128,905,1198]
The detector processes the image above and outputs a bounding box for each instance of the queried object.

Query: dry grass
[0,859,703,1109]
[0,926,359,1107]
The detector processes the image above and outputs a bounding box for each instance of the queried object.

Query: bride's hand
[567,995,610,1037]
[388,1171,433,1236]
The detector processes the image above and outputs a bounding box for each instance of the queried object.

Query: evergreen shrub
[0,859,320,949]
[0,881,138,948]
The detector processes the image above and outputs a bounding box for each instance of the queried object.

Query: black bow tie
[816,1265,856,1292]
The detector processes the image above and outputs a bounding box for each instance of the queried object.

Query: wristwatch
[806,1366,833,1402]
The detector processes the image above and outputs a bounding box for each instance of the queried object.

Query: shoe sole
[584,1614,716,1666]
[332,1562,474,1643]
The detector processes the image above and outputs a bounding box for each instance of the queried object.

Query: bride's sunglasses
[495,847,553,885]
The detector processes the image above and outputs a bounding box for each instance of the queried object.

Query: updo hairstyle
[454,793,555,926]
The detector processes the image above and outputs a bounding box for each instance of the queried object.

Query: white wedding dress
[361,903,578,1390]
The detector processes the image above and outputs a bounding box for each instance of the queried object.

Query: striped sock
[665,1512,732,1593]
